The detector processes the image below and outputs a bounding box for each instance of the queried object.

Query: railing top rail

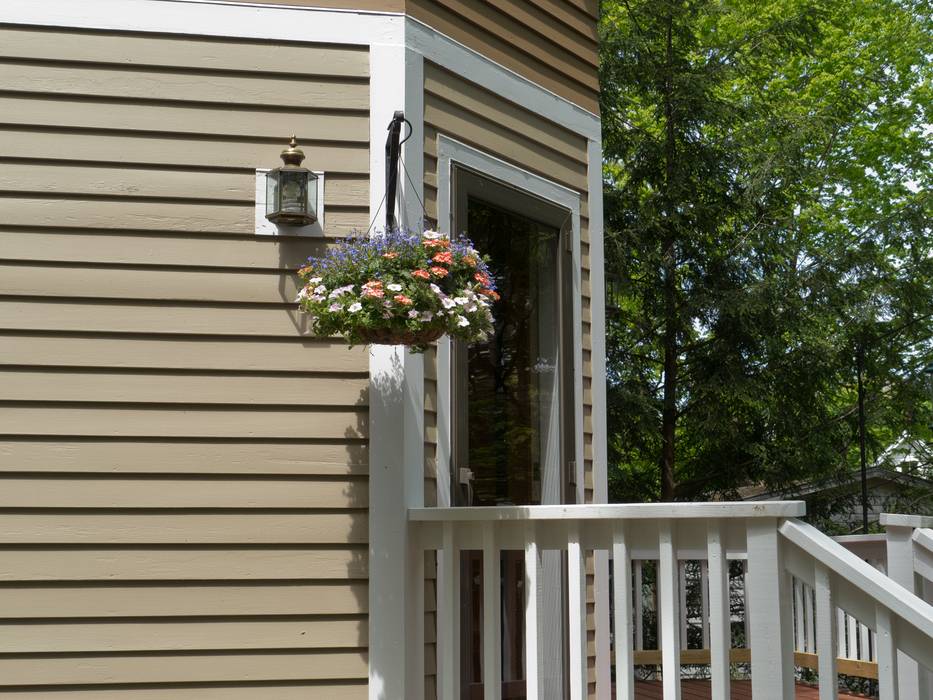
[780,518,933,639]
[409,501,805,522]
[880,512,933,528]
[833,533,887,545]
[914,527,933,552]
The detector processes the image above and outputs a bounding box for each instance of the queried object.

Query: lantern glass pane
[265,170,279,218]
[307,173,319,219]
[280,170,308,215]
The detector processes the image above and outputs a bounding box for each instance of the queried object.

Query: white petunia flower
[314,285,326,295]
[387,283,403,292]
[429,283,443,295]
[420,311,434,322]
[296,286,309,302]
[308,277,322,284]
[348,302,363,312]
[457,315,470,327]
[441,297,457,309]
[423,229,442,239]
[310,294,325,302]
[408,309,420,319]
[328,302,343,312]
[466,303,477,312]
[454,296,468,306]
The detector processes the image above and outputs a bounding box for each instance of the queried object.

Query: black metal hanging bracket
[385,110,413,231]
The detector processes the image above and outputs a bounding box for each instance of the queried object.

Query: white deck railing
[408,503,933,700]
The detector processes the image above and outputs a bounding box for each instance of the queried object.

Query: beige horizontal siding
[0,685,367,700]
[0,334,367,373]
[0,547,367,581]
[0,477,367,508]
[0,583,368,618]
[0,230,328,269]
[408,0,598,112]
[0,162,367,204]
[0,26,370,77]
[0,406,365,439]
[0,651,368,685]
[0,26,370,695]
[0,618,367,653]
[0,370,367,405]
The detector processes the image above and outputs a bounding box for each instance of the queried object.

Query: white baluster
[813,561,837,700]
[614,523,635,700]
[524,525,540,699]
[568,523,588,700]
[634,560,644,651]
[658,521,682,700]
[875,604,899,700]
[746,518,794,700]
[440,522,460,700]
[793,578,805,653]
[707,520,731,700]
[859,619,870,662]
[482,523,501,700]
[846,614,857,659]
[804,584,815,653]
[836,608,846,658]
[700,560,710,651]
[679,561,688,650]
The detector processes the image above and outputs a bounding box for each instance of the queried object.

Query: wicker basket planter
[356,326,446,347]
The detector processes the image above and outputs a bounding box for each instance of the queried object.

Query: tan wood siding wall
[408,0,599,113]
[221,0,600,113]
[422,60,598,696]
[0,25,370,698]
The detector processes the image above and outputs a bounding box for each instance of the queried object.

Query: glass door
[450,166,574,699]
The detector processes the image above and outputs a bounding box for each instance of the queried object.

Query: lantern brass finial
[280,136,306,167]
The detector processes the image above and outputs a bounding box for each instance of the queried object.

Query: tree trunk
[660,10,678,502]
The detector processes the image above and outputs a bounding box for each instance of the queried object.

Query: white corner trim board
[0,0,600,140]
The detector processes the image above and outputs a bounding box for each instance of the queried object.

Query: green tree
[600,0,933,503]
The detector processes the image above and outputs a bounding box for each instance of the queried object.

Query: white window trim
[434,134,586,509]
[253,168,324,236]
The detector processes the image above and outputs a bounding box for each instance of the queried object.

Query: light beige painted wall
[0,25,370,697]
[221,0,600,113]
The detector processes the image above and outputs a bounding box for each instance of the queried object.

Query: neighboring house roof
[738,465,933,501]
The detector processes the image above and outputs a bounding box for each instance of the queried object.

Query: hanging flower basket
[296,229,498,352]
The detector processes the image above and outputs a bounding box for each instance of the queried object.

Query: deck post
[746,518,794,700]
[884,523,920,700]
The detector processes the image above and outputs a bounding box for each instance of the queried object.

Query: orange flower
[362,280,384,298]
[411,269,431,280]
[430,266,449,278]
[422,238,450,249]
[432,251,453,265]
[463,256,477,267]
[382,252,399,259]
[474,272,491,286]
[394,294,413,306]
[480,288,500,301]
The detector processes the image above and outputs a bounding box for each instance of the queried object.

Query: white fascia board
[0,0,403,46]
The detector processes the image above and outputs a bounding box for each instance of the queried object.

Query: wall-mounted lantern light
[265,136,318,226]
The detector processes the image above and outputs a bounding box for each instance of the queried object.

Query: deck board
[633,680,867,699]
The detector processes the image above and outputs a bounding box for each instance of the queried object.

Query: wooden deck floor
[633,680,867,699]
